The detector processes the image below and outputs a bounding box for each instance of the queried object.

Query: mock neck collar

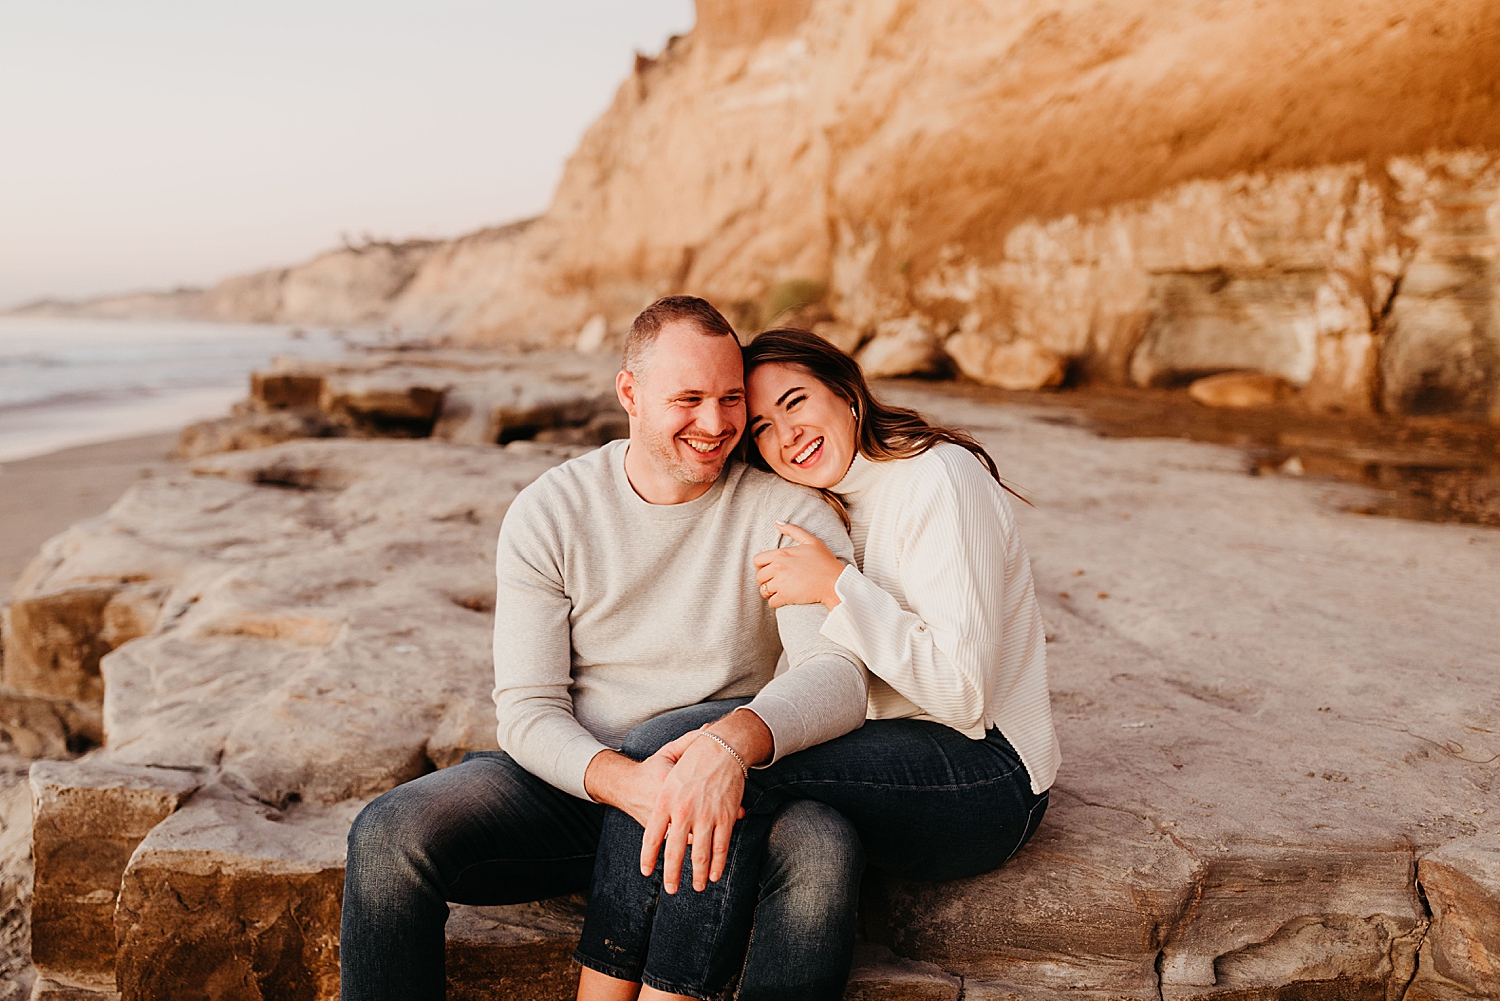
[833,451,885,501]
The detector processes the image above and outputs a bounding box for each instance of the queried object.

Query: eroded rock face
[1409,835,1500,1000]
[24,3,1500,420]
[28,760,199,989]
[114,788,352,1001]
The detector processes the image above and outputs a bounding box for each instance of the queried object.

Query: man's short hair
[623,296,737,373]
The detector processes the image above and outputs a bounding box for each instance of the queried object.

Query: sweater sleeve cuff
[819,565,891,660]
[556,734,613,802]
[738,697,804,767]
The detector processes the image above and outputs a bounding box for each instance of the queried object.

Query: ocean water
[0,317,361,464]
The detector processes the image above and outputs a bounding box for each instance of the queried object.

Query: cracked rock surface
[4,387,1497,999]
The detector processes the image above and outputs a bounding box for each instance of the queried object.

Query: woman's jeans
[575,713,1049,1000]
[340,698,863,1001]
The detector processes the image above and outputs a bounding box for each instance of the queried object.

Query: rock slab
[28,759,199,989]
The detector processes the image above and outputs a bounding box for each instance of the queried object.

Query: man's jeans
[577,717,1048,999]
[339,698,862,1000]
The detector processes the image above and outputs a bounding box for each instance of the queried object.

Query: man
[341,296,869,1000]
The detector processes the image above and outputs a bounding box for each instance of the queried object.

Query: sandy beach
[0,433,180,599]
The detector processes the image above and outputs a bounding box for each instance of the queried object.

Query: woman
[574,328,1060,1001]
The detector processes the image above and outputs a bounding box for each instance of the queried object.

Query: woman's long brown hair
[741,328,1029,513]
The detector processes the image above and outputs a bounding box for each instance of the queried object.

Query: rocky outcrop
[6,386,1497,998]
[14,2,1499,418]
[174,350,627,459]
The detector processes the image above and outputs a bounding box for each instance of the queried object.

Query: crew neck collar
[611,440,730,518]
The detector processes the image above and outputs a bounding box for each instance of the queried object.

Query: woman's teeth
[792,437,823,465]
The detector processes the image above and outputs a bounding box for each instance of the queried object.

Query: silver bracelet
[701,731,749,777]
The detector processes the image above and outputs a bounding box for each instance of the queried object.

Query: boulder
[113,787,351,1001]
[574,314,608,353]
[811,321,869,356]
[945,334,1067,391]
[173,407,349,460]
[1408,835,1500,1000]
[28,759,199,989]
[1129,271,1325,389]
[857,318,945,378]
[250,373,323,410]
[1187,371,1295,408]
[0,689,100,760]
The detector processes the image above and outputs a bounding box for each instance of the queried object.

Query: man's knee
[762,800,864,917]
[347,780,437,869]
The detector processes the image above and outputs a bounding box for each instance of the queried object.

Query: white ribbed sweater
[819,444,1060,794]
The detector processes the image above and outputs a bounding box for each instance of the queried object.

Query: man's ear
[616,369,639,417]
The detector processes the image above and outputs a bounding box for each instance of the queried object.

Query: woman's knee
[763,800,864,910]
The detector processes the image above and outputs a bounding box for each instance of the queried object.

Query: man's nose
[695,402,734,435]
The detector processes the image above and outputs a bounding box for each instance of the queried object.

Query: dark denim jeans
[340,698,862,1000]
[576,716,1048,1000]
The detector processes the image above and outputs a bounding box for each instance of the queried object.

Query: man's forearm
[705,708,774,767]
[584,749,646,809]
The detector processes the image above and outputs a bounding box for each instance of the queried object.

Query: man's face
[619,321,746,488]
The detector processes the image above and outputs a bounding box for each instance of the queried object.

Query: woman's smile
[790,436,824,467]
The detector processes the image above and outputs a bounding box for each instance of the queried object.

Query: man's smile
[682,434,731,454]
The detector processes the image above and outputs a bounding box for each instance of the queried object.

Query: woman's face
[746,362,857,489]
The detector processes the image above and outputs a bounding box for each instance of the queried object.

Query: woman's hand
[753,522,845,610]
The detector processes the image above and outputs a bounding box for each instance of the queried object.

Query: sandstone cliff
[20,0,1500,420]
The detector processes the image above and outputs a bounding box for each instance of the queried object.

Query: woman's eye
[787,395,806,410]
[750,423,767,438]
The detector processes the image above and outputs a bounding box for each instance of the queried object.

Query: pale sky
[0,1,696,309]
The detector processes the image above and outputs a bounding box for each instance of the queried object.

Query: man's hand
[583,749,673,828]
[641,708,773,893]
[754,522,845,609]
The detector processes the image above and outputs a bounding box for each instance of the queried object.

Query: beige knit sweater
[491,440,870,801]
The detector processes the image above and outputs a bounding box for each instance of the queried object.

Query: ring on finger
[759,582,771,598]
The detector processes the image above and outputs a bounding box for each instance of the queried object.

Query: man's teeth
[793,438,823,464]
[686,440,720,453]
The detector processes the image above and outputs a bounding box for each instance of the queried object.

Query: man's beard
[640,423,731,486]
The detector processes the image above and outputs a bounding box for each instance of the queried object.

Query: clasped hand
[635,729,745,893]
[753,521,845,609]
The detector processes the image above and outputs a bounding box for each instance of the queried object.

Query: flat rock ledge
[4,386,1498,999]
[174,349,629,459]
